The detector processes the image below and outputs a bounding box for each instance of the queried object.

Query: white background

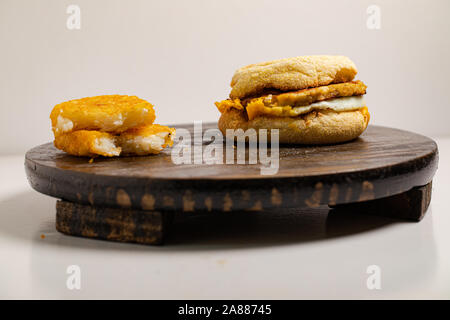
[1,146,450,299]
[1,0,450,154]
[1,0,450,300]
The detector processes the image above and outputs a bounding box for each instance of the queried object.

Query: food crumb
[89,158,94,164]
[40,234,46,239]
[217,259,227,266]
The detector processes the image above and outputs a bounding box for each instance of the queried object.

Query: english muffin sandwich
[215,55,370,144]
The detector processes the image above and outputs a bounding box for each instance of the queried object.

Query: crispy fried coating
[230,55,357,99]
[50,95,156,136]
[54,130,121,157]
[246,80,366,106]
[117,124,176,155]
[53,125,176,157]
[216,81,367,120]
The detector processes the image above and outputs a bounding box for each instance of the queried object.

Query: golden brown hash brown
[50,95,156,136]
[54,130,120,157]
[117,124,176,156]
[54,124,176,157]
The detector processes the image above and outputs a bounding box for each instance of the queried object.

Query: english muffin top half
[229,55,358,100]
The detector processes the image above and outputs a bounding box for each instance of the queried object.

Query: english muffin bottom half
[215,55,370,144]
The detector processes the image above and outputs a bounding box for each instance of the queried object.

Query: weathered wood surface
[25,124,438,213]
[56,200,171,245]
[332,181,433,221]
[55,181,432,245]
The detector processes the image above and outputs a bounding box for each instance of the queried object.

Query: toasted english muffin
[230,55,357,99]
[218,108,370,144]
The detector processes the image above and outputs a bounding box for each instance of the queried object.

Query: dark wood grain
[25,124,438,213]
[56,200,171,245]
[332,181,433,221]
[26,123,439,244]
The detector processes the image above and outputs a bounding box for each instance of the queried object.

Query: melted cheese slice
[290,96,365,114]
[245,96,366,120]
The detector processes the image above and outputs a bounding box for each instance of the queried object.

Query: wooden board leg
[56,200,173,245]
[330,181,432,221]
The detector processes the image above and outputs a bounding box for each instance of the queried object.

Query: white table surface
[1,137,449,300]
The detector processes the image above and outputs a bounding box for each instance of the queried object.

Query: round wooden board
[25,124,438,213]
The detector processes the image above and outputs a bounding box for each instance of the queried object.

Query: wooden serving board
[25,124,438,245]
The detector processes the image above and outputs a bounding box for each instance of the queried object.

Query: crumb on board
[40,234,46,239]
[217,259,227,266]
[89,158,94,164]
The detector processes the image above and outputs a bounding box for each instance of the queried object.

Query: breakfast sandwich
[50,95,175,157]
[215,55,370,144]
